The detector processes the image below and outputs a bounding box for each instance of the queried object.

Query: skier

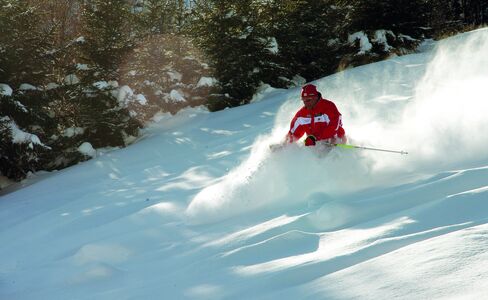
[287,83,346,147]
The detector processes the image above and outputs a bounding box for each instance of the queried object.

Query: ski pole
[328,143,408,155]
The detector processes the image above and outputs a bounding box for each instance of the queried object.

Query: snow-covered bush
[0,83,141,181]
[340,29,421,69]
[0,94,51,180]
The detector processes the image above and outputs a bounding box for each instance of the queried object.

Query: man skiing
[287,83,346,146]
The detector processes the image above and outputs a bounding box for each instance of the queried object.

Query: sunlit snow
[1,28,488,300]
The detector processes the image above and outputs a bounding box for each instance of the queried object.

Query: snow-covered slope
[1,28,488,300]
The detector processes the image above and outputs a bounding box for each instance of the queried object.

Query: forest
[1,0,487,182]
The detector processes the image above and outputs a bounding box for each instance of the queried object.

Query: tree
[268,0,349,82]
[336,0,427,69]
[0,0,142,182]
[135,0,179,35]
[0,90,54,180]
[115,0,214,116]
[190,0,282,110]
[0,0,57,86]
[75,1,142,146]
[80,0,136,79]
[350,0,427,35]
[459,0,488,24]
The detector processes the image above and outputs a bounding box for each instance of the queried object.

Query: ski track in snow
[1,28,488,300]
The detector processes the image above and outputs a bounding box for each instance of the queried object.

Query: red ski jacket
[288,98,345,143]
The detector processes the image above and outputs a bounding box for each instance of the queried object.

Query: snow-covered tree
[268,0,349,82]
[338,0,426,69]
[0,89,53,180]
[0,1,143,182]
[190,0,283,110]
[0,0,56,85]
[80,0,136,79]
[134,0,180,35]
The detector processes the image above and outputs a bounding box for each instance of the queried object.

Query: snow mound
[78,142,96,157]
[0,83,13,96]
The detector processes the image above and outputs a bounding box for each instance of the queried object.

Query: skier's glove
[304,135,316,146]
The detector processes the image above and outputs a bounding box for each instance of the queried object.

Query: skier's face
[302,95,318,110]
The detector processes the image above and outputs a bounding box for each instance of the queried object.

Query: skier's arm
[288,112,306,143]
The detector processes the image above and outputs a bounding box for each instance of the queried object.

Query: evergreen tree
[135,0,179,35]
[80,0,136,79]
[268,0,349,82]
[0,91,53,180]
[190,0,281,110]
[460,0,488,24]
[0,0,142,182]
[416,1,487,38]
[0,118,44,181]
[0,83,141,182]
[75,86,141,148]
[119,0,212,116]
[350,0,427,35]
[0,0,56,85]
[75,1,142,146]
[338,0,427,69]
[0,1,66,180]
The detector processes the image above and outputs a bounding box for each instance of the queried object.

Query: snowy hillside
[1,28,488,300]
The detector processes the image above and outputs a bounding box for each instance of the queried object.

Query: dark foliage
[269,0,349,82]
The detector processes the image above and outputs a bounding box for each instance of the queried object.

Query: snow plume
[186,135,273,224]
[186,132,372,225]
[316,28,488,178]
[187,29,488,225]
[405,29,488,168]
[363,28,488,173]
[186,91,300,224]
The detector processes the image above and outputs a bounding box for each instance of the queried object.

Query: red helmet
[301,84,318,98]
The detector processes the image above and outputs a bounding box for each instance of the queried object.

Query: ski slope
[1,28,488,300]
